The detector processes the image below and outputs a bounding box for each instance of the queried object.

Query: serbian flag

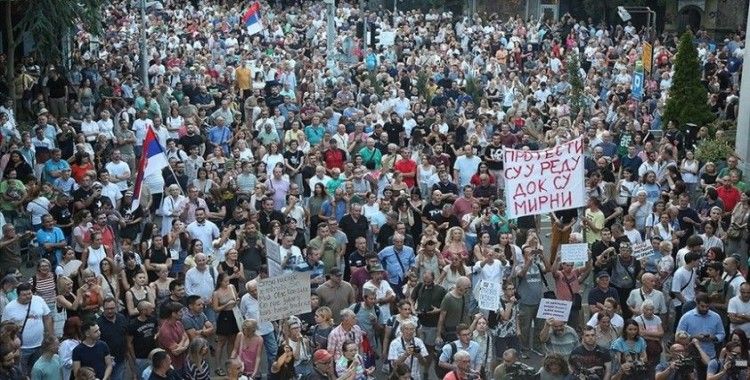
[131,127,168,211]
[242,2,264,35]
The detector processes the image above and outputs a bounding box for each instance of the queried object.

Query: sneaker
[520,352,529,359]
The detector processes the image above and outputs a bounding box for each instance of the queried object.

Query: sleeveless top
[129,287,151,308]
[87,245,107,277]
[152,281,171,309]
[239,335,263,375]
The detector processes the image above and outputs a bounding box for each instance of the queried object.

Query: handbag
[537,264,556,299]
[727,224,742,239]
[230,285,243,331]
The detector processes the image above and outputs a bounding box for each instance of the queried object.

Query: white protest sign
[503,138,586,218]
[560,243,589,263]
[631,241,653,259]
[477,280,501,311]
[258,271,311,322]
[536,298,572,321]
[265,237,283,277]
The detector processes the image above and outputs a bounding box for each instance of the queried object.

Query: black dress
[215,290,239,336]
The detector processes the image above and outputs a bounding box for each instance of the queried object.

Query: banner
[258,271,311,322]
[536,298,572,321]
[503,138,586,218]
[477,280,501,311]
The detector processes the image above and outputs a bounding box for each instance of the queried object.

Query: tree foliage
[662,31,715,130]
[10,0,105,61]
[566,52,586,116]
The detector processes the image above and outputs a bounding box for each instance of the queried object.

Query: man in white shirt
[387,320,429,379]
[626,273,668,316]
[728,282,750,335]
[279,233,304,273]
[671,252,699,324]
[723,256,745,297]
[184,253,216,322]
[453,145,482,188]
[186,208,220,256]
[363,264,396,321]
[1,282,52,374]
[95,173,123,209]
[131,109,153,158]
[104,150,131,191]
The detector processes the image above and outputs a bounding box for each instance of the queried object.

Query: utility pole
[140,0,149,90]
[736,5,750,181]
[361,0,368,50]
[393,0,397,28]
[325,0,335,68]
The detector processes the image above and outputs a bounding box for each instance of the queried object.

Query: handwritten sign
[266,237,283,277]
[503,138,586,218]
[560,243,589,263]
[477,280,501,311]
[258,271,311,322]
[631,241,653,259]
[536,298,572,321]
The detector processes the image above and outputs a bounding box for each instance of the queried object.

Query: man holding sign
[539,318,579,356]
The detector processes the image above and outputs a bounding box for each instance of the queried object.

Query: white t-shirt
[363,280,395,320]
[453,155,482,187]
[728,296,750,335]
[1,296,51,349]
[626,288,668,315]
[587,312,624,329]
[26,197,50,225]
[105,161,131,190]
[671,267,696,306]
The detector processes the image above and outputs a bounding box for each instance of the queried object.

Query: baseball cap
[596,271,610,279]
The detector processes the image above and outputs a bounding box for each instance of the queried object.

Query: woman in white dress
[160,184,187,236]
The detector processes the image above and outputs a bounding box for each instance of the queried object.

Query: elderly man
[240,280,278,371]
[326,309,365,360]
[539,318,579,356]
[207,116,232,154]
[627,272,668,317]
[184,253,217,322]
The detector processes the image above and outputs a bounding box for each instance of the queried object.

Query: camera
[674,356,695,373]
[506,362,536,380]
[630,360,648,375]
[412,345,421,354]
[575,367,603,380]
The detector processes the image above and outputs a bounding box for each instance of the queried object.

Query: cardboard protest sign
[258,271,311,322]
[503,138,586,218]
[536,298,572,321]
[631,241,653,259]
[265,237,283,277]
[477,280,501,311]
[560,243,589,263]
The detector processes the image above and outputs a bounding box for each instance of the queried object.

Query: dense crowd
[0,0,747,379]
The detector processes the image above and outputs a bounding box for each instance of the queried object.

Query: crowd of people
[0,0,747,379]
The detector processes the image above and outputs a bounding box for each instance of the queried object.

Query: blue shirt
[677,308,725,358]
[321,199,347,222]
[43,158,70,183]
[439,340,481,370]
[377,245,415,285]
[36,227,66,264]
[304,125,325,145]
[207,126,232,153]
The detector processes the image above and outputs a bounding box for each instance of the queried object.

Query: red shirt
[394,159,417,188]
[158,319,187,369]
[350,267,371,302]
[717,185,741,212]
[324,148,347,171]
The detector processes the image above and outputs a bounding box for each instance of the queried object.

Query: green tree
[566,52,586,116]
[2,0,104,107]
[662,31,715,130]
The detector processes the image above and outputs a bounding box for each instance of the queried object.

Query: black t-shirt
[422,202,443,222]
[283,150,304,170]
[127,316,158,359]
[148,370,182,380]
[145,247,169,282]
[347,251,367,269]
[49,204,72,235]
[47,76,68,98]
[97,314,128,361]
[72,341,110,379]
[569,344,612,378]
[383,121,404,145]
[178,134,205,152]
[483,143,504,170]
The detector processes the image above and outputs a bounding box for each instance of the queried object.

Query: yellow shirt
[235,67,252,91]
